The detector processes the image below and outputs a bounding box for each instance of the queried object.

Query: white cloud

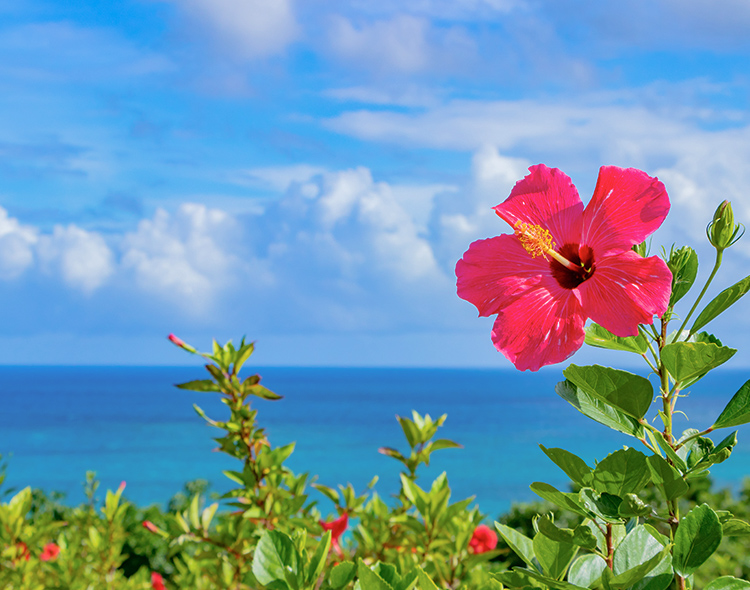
[37,225,114,293]
[0,206,37,279]
[328,14,430,73]
[121,204,241,309]
[178,0,298,60]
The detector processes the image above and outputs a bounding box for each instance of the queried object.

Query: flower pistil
[514,221,584,272]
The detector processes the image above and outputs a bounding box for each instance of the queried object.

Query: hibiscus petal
[581,166,670,257]
[456,234,551,317]
[494,164,584,247]
[491,282,586,372]
[578,251,672,337]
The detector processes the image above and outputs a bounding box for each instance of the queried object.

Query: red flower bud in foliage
[468,524,497,554]
[319,513,348,556]
[40,543,60,561]
[151,572,166,590]
[15,542,30,562]
[119,481,127,491]
[143,520,159,533]
[167,334,196,353]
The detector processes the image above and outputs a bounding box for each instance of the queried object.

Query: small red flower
[468,524,497,554]
[320,513,348,557]
[151,572,166,590]
[40,542,60,561]
[142,520,159,533]
[456,164,672,371]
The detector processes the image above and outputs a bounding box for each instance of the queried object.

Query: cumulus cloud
[177,0,298,60]
[37,225,114,293]
[0,206,37,279]
[120,203,241,310]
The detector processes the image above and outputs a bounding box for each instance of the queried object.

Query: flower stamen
[513,221,580,271]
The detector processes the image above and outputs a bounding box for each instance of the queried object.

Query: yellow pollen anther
[514,221,555,259]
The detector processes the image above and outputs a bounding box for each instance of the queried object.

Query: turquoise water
[1,366,749,518]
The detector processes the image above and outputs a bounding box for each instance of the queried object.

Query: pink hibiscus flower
[320,513,348,557]
[456,164,672,371]
[40,542,60,561]
[468,524,497,554]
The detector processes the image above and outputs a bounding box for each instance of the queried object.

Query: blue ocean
[1,366,749,519]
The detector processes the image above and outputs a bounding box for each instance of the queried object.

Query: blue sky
[1,0,750,367]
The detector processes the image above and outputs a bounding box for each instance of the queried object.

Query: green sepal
[667,245,699,306]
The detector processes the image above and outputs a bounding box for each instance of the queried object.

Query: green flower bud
[707,200,744,251]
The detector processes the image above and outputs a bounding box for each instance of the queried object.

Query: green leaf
[591,448,650,496]
[175,379,221,392]
[529,482,595,520]
[646,454,689,501]
[533,533,578,580]
[667,246,699,306]
[722,519,750,537]
[661,342,736,385]
[306,531,331,587]
[563,365,653,420]
[397,416,419,448]
[535,516,597,551]
[606,546,671,590]
[427,439,462,452]
[357,561,394,590]
[568,555,607,588]
[584,324,648,354]
[253,530,300,588]
[673,504,723,577]
[618,494,652,518]
[555,380,645,438]
[329,562,357,589]
[705,577,750,590]
[515,568,589,590]
[495,523,538,570]
[651,430,687,473]
[578,488,623,524]
[712,380,750,429]
[693,431,737,470]
[613,525,667,575]
[539,445,592,487]
[691,274,750,334]
[415,566,440,590]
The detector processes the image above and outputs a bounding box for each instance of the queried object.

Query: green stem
[677,249,723,339]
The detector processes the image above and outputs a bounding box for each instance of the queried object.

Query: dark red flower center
[550,243,595,289]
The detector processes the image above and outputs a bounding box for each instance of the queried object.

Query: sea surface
[1,365,749,518]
